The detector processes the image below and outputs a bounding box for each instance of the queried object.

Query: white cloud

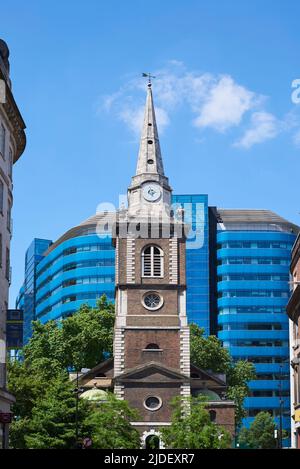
[234,112,280,149]
[118,105,144,134]
[193,76,256,132]
[118,104,169,135]
[101,62,288,150]
[293,128,300,147]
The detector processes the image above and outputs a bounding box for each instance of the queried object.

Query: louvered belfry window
[142,245,163,277]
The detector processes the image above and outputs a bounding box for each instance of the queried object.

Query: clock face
[142,183,162,202]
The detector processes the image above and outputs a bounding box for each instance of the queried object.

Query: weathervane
[142,72,156,87]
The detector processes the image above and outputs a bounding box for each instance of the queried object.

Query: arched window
[142,245,164,277]
[145,343,160,350]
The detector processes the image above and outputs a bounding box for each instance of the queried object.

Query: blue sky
[1,0,300,304]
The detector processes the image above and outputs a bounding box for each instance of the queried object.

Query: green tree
[190,323,231,372]
[226,361,256,426]
[190,324,256,428]
[10,373,89,449]
[8,296,115,448]
[22,296,115,372]
[238,412,278,449]
[161,397,232,449]
[84,394,141,449]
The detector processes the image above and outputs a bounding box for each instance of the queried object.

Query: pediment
[116,362,189,383]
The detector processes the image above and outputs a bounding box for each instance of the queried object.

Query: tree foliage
[84,394,141,449]
[238,412,278,449]
[10,374,89,449]
[22,295,115,372]
[161,397,232,449]
[190,324,256,428]
[7,297,135,449]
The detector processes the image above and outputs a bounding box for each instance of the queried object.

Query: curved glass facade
[16,238,52,344]
[217,229,296,437]
[35,234,115,323]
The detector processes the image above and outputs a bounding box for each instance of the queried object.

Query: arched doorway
[142,430,164,449]
[145,434,160,449]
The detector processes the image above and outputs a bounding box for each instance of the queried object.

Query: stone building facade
[0,39,26,448]
[287,233,300,448]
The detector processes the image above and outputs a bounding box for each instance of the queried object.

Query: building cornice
[0,67,26,162]
[291,233,300,273]
[286,284,300,323]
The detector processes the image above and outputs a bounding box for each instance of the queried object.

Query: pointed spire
[135,84,165,177]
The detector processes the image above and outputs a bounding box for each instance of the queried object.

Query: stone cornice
[287,284,300,323]
[0,67,26,162]
[291,233,300,273]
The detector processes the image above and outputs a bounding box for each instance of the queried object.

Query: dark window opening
[145,343,160,350]
[145,435,159,449]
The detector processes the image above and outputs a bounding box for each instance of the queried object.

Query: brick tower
[112,82,190,446]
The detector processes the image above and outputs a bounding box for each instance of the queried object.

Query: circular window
[143,292,163,311]
[144,396,162,411]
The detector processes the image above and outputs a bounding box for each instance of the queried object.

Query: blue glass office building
[172,194,210,335]
[16,238,52,344]
[215,209,298,439]
[34,216,115,324]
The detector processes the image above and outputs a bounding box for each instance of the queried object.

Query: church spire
[127,82,172,216]
[135,83,165,177]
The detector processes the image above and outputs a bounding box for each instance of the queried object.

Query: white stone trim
[115,290,127,327]
[114,384,124,400]
[114,327,125,376]
[126,237,136,283]
[180,383,191,398]
[115,237,119,284]
[143,396,163,411]
[142,291,164,311]
[169,237,178,284]
[178,290,188,326]
[123,326,180,330]
[132,422,171,426]
[180,384,191,417]
[141,429,165,449]
[180,327,190,376]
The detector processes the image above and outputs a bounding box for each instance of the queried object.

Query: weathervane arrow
[142,72,156,86]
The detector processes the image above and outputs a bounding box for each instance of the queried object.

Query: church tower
[112,83,191,444]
